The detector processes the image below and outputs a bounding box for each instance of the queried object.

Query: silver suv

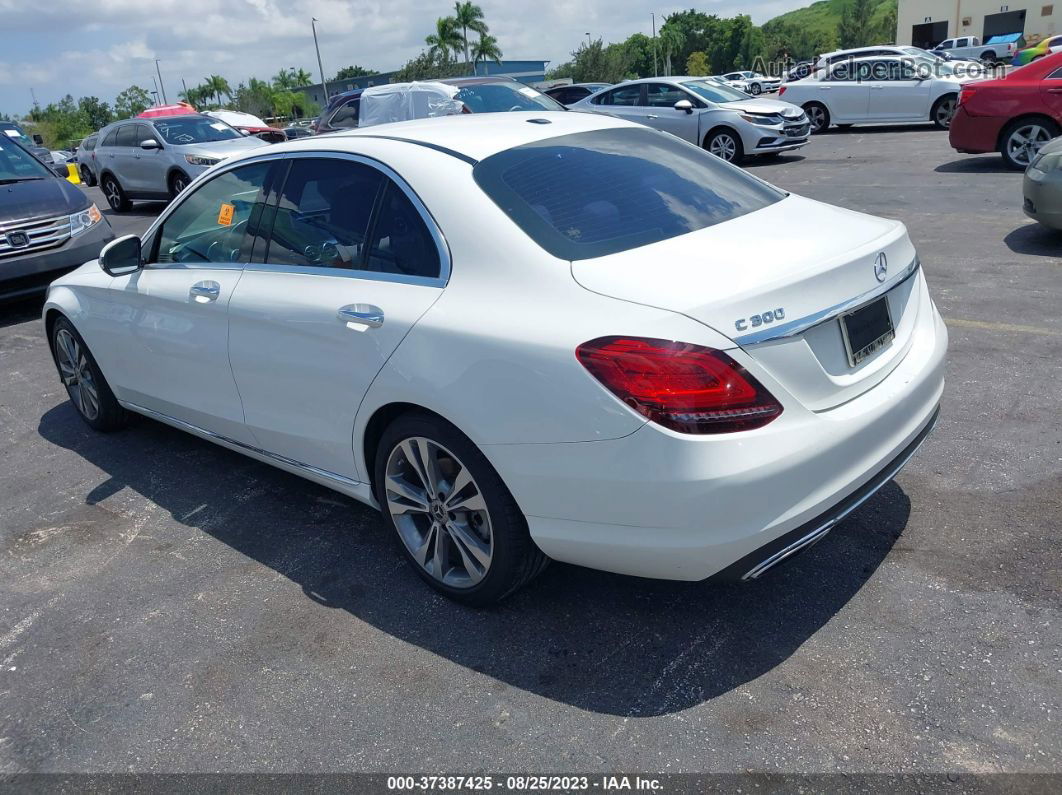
[94,115,268,212]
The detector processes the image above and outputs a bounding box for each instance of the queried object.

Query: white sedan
[44,112,947,604]
[779,56,966,132]
[722,70,783,95]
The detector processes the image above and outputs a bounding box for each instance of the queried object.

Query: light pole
[585,32,591,48]
[312,18,330,101]
[151,75,161,106]
[651,13,658,77]
[155,59,168,104]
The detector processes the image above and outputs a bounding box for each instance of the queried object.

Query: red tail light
[576,337,783,434]
[778,86,787,96]
[959,85,977,105]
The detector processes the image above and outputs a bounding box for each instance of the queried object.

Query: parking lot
[1,124,1059,774]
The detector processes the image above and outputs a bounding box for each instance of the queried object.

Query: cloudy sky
[0,0,810,114]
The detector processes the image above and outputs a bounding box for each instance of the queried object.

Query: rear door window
[601,85,642,106]
[101,128,118,147]
[329,99,360,129]
[645,83,689,107]
[115,125,138,147]
[364,182,441,278]
[473,127,784,261]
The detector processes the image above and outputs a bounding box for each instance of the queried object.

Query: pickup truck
[932,34,1023,64]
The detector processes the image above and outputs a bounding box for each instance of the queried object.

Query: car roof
[321,110,633,162]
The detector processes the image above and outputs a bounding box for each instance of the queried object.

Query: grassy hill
[764,0,898,42]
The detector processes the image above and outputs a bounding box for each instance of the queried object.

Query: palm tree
[453,2,488,69]
[425,16,462,61]
[202,74,231,106]
[471,34,503,76]
[292,68,313,87]
[272,69,297,91]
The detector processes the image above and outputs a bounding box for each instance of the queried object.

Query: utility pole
[585,32,591,48]
[151,76,161,106]
[651,13,658,77]
[30,87,39,111]
[312,18,330,101]
[181,77,189,101]
[155,59,168,104]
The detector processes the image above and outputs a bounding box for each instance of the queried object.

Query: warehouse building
[897,0,1060,48]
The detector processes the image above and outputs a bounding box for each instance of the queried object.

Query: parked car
[137,102,198,119]
[932,33,1022,64]
[711,74,752,93]
[779,56,966,132]
[315,77,566,134]
[75,134,99,186]
[544,83,612,105]
[42,111,946,604]
[203,110,287,143]
[787,61,814,82]
[0,137,113,300]
[572,76,810,163]
[1013,34,1062,67]
[816,45,984,75]
[722,71,782,95]
[949,51,1062,169]
[0,120,52,162]
[94,114,269,211]
[1023,136,1062,230]
[283,126,313,139]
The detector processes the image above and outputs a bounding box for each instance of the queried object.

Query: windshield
[473,127,784,261]
[0,123,36,149]
[0,139,51,182]
[681,80,750,104]
[454,82,565,113]
[151,117,242,145]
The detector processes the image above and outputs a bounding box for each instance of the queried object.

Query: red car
[950,51,1062,170]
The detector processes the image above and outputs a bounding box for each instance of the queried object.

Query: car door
[132,122,170,196]
[98,160,275,444]
[226,154,446,481]
[111,124,142,191]
[1040,65,1062,117]
[866,58,931,120]
[594,84,646,124]
[641,83,701,142]
[821,61,872,121]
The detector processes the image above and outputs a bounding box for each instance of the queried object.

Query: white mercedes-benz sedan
[43,111,947,605]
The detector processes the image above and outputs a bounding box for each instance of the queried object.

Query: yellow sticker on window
[217,203,235,226]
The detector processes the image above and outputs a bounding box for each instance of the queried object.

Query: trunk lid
[571,194,923,411]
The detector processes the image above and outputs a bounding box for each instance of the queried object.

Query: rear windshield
[472,127,784,260]
[454,83,564,113]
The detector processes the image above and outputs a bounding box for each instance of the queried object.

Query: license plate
[839,296,894,367]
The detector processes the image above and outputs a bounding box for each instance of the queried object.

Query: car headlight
[739,114,781,126]
[1030,151,1062,172]
[185,154,222,167]
[69,204,102,237]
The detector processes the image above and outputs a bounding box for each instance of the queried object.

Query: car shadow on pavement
[38,405,909,717]
[934,156,1013,174]
[0,297,44,329]
[101,202,168,220]
[1004,221,1062,255]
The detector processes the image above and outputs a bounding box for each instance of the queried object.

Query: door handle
[645,114,659,119]
[337,304,384,328]
[190,281,221,301]
[1049,88,1062,94]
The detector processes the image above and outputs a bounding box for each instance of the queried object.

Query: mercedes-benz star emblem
[873,252,888,283]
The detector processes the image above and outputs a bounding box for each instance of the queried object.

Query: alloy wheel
[172,175,188,195]
[750,83,762,95]
[935,98,957,128]
[384,437,494,589]
[709,133,738,161]
[806,106,827,132]
[1007,124,1053,167]
[103,180,121,211]
[55,329,99,421]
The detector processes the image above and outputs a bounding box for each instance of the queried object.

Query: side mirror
[140,139,160,150]
[674,99,694,114]
[32,134,44,145]
[52,164,69,178]
[99,234,143,276]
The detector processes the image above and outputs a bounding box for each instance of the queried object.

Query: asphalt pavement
[0,126,1059,774]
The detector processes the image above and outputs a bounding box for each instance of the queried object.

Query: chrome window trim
[139,149,451,287]
[734,256,921,347]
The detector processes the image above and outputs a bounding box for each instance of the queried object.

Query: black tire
[50,317,128,432]
[79,165,96,187]
[999,117,1061,171]
[749,82,763,95]
[980,52,997,64]
[932,93,958,130]
[804,102,831,134]
[374,412,548,606]
[101,174,131,213]
[169,171,190,199]
[704,128,746,164]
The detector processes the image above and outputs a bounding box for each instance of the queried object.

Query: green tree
[453,1,488,70]
[114,85,152,118]
[425,16,462,62]
[838,0,876,49]
[395,51,467,82]
[471,34,503,75]
[657,26,685,76]
[77,96,112,130]
[292,68,314,87]
[877,1,898,44]
[686,51,709,76]
[203,74,232,106]
[332,65,377,81]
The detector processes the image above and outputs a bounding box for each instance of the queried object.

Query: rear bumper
[949,107,1006,153]
[1023,169,1062,230]
[484,281,948,582]
[0,221,114,300]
